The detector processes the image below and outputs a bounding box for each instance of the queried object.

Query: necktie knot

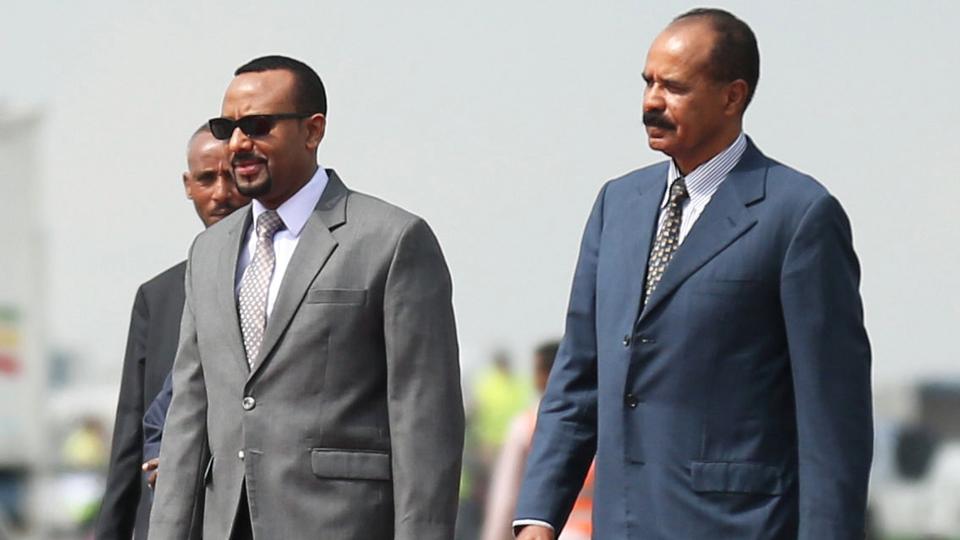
[256,210,285,239]
[669,177,689,204]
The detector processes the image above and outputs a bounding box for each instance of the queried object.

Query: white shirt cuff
[512,519,555,536]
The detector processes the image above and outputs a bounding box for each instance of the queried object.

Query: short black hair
[674,8,760,110]
[186,122,213,155]
[235,55,327,115]
[535,340,561,374]
[193,121,211,137]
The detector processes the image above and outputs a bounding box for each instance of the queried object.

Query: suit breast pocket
[696,278,763,296]
[306,288,367,305]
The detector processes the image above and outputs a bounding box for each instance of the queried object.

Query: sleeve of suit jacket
[383,217,464,539]
[514,186,605,531]
[780,194,873,538]
[142,371,173,463]
[148,250,209,538]
[95,285,149,539]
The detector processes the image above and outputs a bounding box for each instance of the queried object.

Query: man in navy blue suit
[515,8,872,540]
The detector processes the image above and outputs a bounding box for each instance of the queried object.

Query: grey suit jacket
[149,171,464,540]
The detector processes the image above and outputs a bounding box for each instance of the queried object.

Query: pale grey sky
[3,1,958,388]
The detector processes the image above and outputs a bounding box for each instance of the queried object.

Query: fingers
[142,458,161,489]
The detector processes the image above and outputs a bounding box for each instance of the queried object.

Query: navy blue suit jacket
[515,140,872,539]
[142,371,172,462]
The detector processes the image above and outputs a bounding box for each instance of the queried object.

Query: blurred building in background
[869,381,960,539]
[0,105,48,535]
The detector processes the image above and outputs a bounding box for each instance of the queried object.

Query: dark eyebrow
[661,77,687,89]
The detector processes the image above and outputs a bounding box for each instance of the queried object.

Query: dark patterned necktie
[643,177,689,307]
[237,210,285,367]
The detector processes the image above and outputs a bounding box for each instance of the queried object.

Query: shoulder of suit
[761,155,835,205]
[601,161,670,196]
[138,260,187,298]
[342,188,425,230]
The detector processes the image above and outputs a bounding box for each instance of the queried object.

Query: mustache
[642,111,675,131]
[211,202,243,215]
[231,152,267,166]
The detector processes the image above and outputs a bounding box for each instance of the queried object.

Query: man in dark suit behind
[95,124,248,539]
[515,9,872,540]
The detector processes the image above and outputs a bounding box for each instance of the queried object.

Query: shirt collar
[250,166,330,238]
[662,131,747,209]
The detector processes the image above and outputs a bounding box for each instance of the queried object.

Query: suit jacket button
[622,335,631,347]
[242,396,256,410]
[238,450,245,460]
[625,394,638,408]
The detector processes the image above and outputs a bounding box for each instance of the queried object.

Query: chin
[647,138,672,155]
[238,177,272,199]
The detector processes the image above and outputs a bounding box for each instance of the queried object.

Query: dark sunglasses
[208,113,312,140]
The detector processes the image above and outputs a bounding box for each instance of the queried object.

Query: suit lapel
[218,208,254,371]
[249,170,348,378]
[620,165,669,328]
[639,141,767,320]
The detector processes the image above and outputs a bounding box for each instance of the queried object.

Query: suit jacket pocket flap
[690,461,785,495]
[311,449,391,481]
[306,288,367,304]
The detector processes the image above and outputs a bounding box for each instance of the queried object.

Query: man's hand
[516,524,555,540]
[142,458,160,489]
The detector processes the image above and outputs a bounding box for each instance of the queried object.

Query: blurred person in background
[473,351,531,462]
[95,124,248,540]
[60,416,109,535]
[62,417,109,471]
[481,341,593,540]
[515,8,872,540]
[457,351,531,540]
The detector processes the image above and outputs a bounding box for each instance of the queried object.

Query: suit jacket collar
[251,170,347,379]
[637,138,768,322]
[217,169,349,377]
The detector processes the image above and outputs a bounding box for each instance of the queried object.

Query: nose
[211,177,229,202]
[643,83,664,114]
[228,126,252,154]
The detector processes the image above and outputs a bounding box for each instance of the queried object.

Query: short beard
[237,175,272,199]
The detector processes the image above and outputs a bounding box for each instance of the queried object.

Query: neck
[673,125,741,176]
[259,164,319,210]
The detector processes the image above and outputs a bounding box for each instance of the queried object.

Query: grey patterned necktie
[238,210,285,367]
[643,177,689,307]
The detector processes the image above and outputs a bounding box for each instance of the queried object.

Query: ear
[183,172,193,199]
[304,113,326,152]
[724,79,749,116]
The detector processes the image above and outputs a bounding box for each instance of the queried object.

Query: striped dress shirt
[660,131,747,244]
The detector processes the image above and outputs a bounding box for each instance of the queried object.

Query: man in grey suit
[148,55,464,540]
